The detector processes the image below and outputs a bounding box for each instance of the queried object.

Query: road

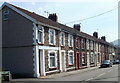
[4,65,119,82]
[41,65,118,81]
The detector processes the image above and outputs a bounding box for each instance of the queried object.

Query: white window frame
[68,34,73,47]
[68,50,74,65]
[81,38,84,49]
[48,51,57,68]
[37,25,44,44]
[90,40,93,50]
[90,52,94,64]
[60,32,65,46]
[86,39,89,50]
[82,53,85,64]
[76,37,80,48]
[49,29,56,45]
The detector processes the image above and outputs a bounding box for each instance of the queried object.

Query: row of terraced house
[1,2,117,78]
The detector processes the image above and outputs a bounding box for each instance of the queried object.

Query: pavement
[40,66,99,79]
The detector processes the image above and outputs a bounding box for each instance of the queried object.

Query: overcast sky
[0,0,119,42]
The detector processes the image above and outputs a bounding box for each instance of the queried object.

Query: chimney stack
[73,24,81,31]
[48,13,58,22]
[93,32,98,38]
[101,36,106,41]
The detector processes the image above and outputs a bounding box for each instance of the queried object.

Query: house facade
[1,2,117,78]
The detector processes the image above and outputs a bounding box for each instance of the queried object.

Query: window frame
[49,29,56,45]
[90,52,94,64]
[90,40,94,50]
[68,51,74,65]
[37,25,44,44]
[60,32,65,46]
[68,34,73,47]
[82,53,85,65]
[81,38,84,49]
[48,51,57,68]
[86,39,89,50]
[76,37,80,48]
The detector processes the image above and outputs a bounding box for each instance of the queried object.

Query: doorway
[61,51,66,72]
[76,52,80,69]
[39,50,45,76]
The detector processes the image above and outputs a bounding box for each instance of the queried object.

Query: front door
[61,52,66,72]
[39,50,45,76]
[76,53,80,69]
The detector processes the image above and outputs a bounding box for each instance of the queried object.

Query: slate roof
[6,3,115,47]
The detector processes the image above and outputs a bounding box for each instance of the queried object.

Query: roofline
[1,2,61,31]
[1,2,116,47]
[2,2,37,22]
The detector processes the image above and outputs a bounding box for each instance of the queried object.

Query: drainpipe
[58,30,61,72]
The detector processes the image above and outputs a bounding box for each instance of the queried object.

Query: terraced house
[1,2,117,78]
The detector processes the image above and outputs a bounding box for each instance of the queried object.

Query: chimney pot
[48,13,58,22]
[73,24,81,31]
[101,36,106,41]
[93,32,98,38]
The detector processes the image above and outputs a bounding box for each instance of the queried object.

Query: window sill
[49,44,56,46]
[69,64,74,66]
[69,46,73,48]
[38,43,44,45]
[49,67,57,69]
[61,45,65,47]
[76,47,80,49]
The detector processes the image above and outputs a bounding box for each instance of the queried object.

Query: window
[49,29,56,45]
[68,52,74,65]
[81,38,84,49]
[48,51,57,68]
[3,10,9,20]
[97,54,100,62]
[86,39,89,50]
[90,53,94,64]
[90,40,93,50]
[76,37,80,48]
[60,32,65,46]
[82,53,85,64]
[96,43,98,52]
[99,44,101,52]
[37,25,44,44]
[68,34,73,47]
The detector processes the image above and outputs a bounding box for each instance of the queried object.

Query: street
[42,65,118,81]
[11,65,119,82]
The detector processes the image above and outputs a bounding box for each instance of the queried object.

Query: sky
[0,0,119,42]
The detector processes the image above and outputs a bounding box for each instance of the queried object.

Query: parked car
[100,60,112,68]
[113,59,120,64]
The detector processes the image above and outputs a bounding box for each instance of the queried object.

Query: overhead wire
[64,6,119,24]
